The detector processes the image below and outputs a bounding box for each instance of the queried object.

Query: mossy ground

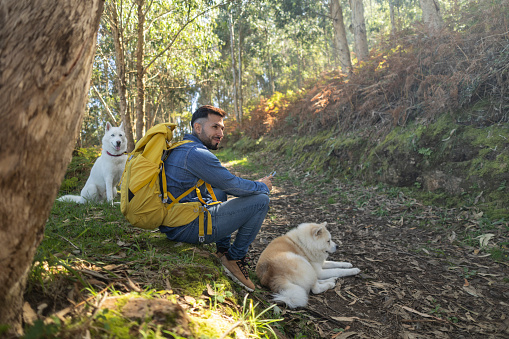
[238,112,509,221]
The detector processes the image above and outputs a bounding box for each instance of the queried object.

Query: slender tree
[389,0,397,36]
[107,2,136,151]
[419,0,443,33]
[136,0,146,141]
[229,10,240,121]
[330,0,352,72]
[0,0,104,335]
[350,0,369,62]
[237,16,244,124]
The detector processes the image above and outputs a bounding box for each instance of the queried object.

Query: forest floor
[233,152,509,339]
[24,149,509,339]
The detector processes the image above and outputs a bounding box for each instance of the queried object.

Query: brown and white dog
[255,222,360,308]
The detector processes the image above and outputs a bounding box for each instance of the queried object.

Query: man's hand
[258,175,273,191]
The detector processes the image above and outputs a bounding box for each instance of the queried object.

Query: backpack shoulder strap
[162,139,219,241]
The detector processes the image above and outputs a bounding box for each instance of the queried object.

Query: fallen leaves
[245,158,509,338]
[398,305,447,322]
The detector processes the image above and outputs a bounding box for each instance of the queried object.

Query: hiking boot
[213,248,228,259]
[220,255,255,291]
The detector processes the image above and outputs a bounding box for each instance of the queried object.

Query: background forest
[83,0,464,147]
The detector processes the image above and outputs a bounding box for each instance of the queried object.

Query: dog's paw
[340,262,353,268]
[322,277,337,284]
[333,267,361,278]
[324,261,353,269]
[312,279,337,294]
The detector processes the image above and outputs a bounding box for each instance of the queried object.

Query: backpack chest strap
[166,179,218,242]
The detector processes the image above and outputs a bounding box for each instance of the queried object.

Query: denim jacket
[164,134,269,204]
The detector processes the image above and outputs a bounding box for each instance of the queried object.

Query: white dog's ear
[119,122,124,130]
[106,122,112,131]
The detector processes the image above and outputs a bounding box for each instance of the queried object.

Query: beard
[198,131,220,150]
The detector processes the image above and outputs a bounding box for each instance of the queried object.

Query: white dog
[58,122,127,204]
[255,222,360,308]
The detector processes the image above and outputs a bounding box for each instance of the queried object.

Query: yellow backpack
[120,123,218,241]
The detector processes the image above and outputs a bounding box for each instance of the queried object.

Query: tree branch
[143,2,226,73]
[92,85,117,124]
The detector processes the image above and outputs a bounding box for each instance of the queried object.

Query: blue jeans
[159,191,270,260]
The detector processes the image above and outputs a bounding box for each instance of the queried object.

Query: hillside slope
[228,2,509,219]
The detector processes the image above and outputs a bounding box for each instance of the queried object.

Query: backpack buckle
[199,236,205,243]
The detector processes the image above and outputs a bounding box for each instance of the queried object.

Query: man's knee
[261,193,270,205]
[253,194,270,210]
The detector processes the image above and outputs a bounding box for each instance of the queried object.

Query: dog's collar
[106,151,126,157]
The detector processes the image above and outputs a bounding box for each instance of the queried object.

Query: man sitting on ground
[159,105,273,291]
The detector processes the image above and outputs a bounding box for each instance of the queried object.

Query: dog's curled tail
[57,195,85,204]
[272,284,308,309]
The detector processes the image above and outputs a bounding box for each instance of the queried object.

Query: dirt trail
[240,164,509,338]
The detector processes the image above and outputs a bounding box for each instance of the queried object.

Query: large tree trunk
[135,0,146,141]
[0,0,104,335]
[419,0,443,33]
[330,0,352,73]
[350,0,369,62]
[109,2,136,152]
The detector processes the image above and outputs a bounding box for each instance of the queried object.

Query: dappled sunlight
[223,157,249,168]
